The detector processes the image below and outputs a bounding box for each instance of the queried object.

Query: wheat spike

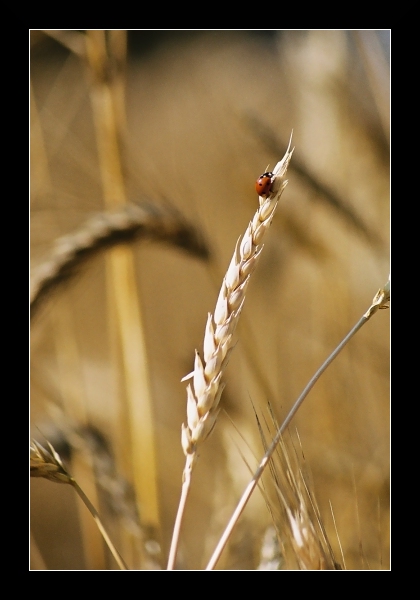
[180,138,294,472]
[30,440,73,485]
[168,137,294,569]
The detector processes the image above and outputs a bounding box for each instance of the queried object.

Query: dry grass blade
[167,136,294,569]
[254,407,339,570]
[268,434,340,570]
[30,202,209,316]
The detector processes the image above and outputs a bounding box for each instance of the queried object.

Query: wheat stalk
[167,135,294,569]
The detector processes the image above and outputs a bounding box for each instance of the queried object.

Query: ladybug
[255,171,274,197]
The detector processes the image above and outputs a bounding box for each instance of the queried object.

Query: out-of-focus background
[30,30,390,570]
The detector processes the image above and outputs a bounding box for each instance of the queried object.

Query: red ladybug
[255,171,274,197]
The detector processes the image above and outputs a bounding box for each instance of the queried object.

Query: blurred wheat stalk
[31,29,165,569]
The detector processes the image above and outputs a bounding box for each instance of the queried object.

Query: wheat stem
[71,480,129,570]
[167,454,194,570]
[167,135,294,569]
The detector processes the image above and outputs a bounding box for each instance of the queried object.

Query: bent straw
[205,278,390,570]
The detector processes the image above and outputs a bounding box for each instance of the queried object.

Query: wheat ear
[30,202,208,317]
[30,440,128,570]
[167,135,294,569]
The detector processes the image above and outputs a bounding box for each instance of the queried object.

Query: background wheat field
[30,30,390,571]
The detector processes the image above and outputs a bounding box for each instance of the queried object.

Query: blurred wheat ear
[30,201,209,317]
[257,424,342,570]
[30,440,128,570]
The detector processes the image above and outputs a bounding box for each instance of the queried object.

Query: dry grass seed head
[30,440,73,485]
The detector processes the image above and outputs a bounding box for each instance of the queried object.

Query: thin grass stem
[205,279,390,569]
[71,480,129,570]
[167,455,194,570]
[329,499,346,570]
